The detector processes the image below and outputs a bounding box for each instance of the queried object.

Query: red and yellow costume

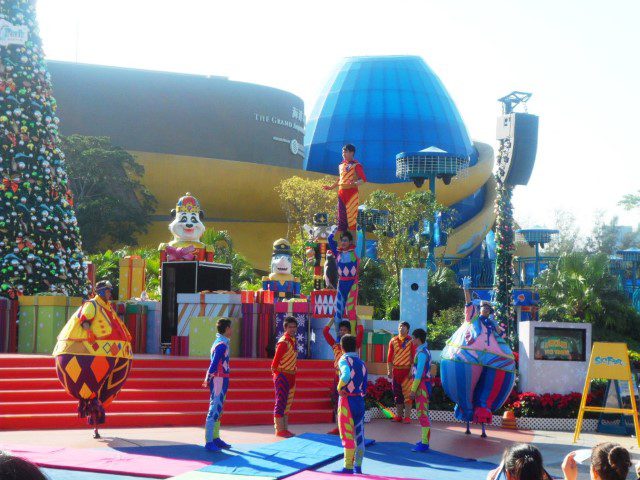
[337,160,366,233]
[271,332,297,436]
[387,334,416,420]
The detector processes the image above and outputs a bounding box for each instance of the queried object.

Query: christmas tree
[0,0,88,297]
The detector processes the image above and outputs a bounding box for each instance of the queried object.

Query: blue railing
[443,256,559,288]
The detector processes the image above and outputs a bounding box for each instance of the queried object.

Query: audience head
[0,452,48,480]
[590,443,631,480]
[501,444,545,480]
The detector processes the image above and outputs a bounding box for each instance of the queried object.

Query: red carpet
[0,354,334,430]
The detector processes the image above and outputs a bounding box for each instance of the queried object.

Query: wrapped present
[125,303,148,353]
[188,316,241,357]
[274,301,311,359]
[241,290,256,303]
[85,261,96,292]
[134,300,162,354]
[259,302,274,358]
[241,303,259,357]
[256,289,275,304]
[0,297,19,353]
[18,296,83,354]
[176,292,242,336]
[119,255,147,301]
[171,335,189,356]
[356,305,374,320]
[361,330,393,364]
[309,317,335,360]
[311,290,337,318]
[366,362,389,375]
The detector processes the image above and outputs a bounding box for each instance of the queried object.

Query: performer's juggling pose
[323,143,367,235]
[410,328,432,452]
[387,321,416,423]
[334,334,368,475]
[203,318,233,452]
[271,316,298,438]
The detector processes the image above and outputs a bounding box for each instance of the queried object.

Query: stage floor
[2,420,639,479]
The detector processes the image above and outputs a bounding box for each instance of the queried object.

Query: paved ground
[2,420,639,479]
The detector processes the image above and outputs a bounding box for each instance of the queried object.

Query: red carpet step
[0,354,335,430]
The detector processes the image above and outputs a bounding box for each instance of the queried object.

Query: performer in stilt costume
[410,328,432,452]
[323,318,364,435]
[328,230,359,324]
[440,276,516,437]
[334,334,368,475]
[203,318,233,452]
[53,280,132,439]
[387,321,416,423]
[323,144,367,234]
[271,316,298,437]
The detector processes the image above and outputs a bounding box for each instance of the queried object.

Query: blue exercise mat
[318,442,496,480]
[197,433,374,479]
[42,468,144,480]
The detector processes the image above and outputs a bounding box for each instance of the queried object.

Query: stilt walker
[203,318,233,452]
[410,328,432,452]
[323,143,367,235]
[271,316,298,437]
[323,318,364,435]
[387,321,415,423]
[334,334,368,475]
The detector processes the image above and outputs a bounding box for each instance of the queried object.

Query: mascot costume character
[304,212,338,291]
[440,276,515,437]
[159,193,214,264]
[53,280,133,438]
[262,239,301,301]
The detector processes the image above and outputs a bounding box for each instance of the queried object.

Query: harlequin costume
[323,323,364,434]
[411,342,433,451]
[328,233,359,323]
[337,159,366,233]
[271,331,297,437]
[336,352,368,474]
[204,333,231,451]
[53,286,133,434]
[387,333,416,421]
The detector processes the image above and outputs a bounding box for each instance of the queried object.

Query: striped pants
[273,372,296,417]
[337,187,359,232]
[338,395,365,469]
[334,277,358,323]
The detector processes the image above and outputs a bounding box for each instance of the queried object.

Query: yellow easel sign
[573,342,640,446]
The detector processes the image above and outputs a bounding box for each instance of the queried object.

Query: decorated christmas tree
[0,0,88,297]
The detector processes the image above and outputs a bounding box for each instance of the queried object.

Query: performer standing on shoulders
[410,328,432,452]
[202,318,233,452]
[387,321,416,424]
[271,316,298,438]
[327,230,360,325]
[323,317,364,435]
[334,334,368,475]
[323,143,367,235]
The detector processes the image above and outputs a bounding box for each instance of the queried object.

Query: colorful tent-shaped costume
[440,302,515,430]
[53,294,133,433]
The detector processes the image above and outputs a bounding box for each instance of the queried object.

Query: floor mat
[193,433,375,480]
[316,442,496,480]
[42,467,146,480]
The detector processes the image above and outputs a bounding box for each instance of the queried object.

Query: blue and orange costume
[328,233,359,323]
[387,333,416,421]
[411,342,432,451]
[204,333,231,451]
[337,352,368,473]
[337,159,366,233]
[271,331,297,437]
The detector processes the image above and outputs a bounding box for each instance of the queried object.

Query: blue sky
[36,0,639,234]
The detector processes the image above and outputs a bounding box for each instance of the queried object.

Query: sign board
[573,342,640,445]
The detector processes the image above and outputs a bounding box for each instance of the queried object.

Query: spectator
[562,443,632,480]
[487,444,551,480]
[0,452,47,480]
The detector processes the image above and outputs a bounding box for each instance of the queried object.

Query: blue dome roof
[304,55,477,183]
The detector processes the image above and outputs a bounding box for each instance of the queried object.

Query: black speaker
[160,261,232,343]
[496,113,539,186]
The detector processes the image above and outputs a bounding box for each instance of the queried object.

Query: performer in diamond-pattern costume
[410,328,432,452]
[328,231,359,324]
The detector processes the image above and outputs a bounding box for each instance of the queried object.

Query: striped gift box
[176,292,242,336]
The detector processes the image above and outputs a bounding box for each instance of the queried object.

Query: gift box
[125,303,148,354]
[0,297,19,353]
[18,296,83,354]
[171,335,189,356]
[361,330,393,364]
[134,300,162,354]
[256,289,275,304]
[259,302,274,358]
[85,261,96,292]
[309,317,335,360]
[241,303,259,357]
[356,305,374,320]
[241,290,256,303]
[119,256,147,301]
[176,292,242,336]
[188,316,241,357]
[274,301,311,359]
[311,290,337,318]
